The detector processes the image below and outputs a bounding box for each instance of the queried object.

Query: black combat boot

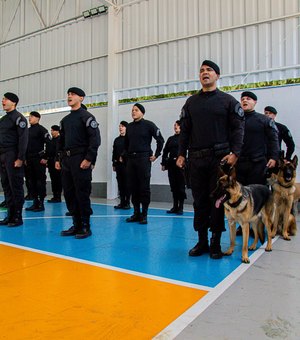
[33,199,45,212]
[61,216,81,236]
[139,207,148,225]
[126,206,141,222]
[8,209,23,227]
[75,217,92,239]
[189,230,210,256]
[177,199,184,215]
[25,198,39,211]
[167,194,178,214]
[210,232,223,259]
[0,207,13,225]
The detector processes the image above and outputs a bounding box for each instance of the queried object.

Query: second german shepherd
[213,166,273,263]
[270,155,298,240]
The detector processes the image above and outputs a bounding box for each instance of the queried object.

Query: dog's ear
[292,155,298,168]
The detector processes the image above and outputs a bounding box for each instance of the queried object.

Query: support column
[106,4,120,199]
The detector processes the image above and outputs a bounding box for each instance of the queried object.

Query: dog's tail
[257,219,266,244]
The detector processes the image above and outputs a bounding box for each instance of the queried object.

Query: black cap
[241,91,257,101]
[51,125,60,131]
[201,60,220,75]
[67,87,86,97]
[133,103,145,114]
[30,111,41,119]
[264,106,277,114]
[120,120,128,127]
[4,92,19,105]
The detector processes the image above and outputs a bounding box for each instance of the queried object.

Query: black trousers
[167,162,186,201]
[61,153,92,218]
[127,157,151,209]
[47,158,62,197]
[236,158,267,185]
[115,162,130,205]
[0,149,24,211]
[26,158,47,199]
[189,155,225,234]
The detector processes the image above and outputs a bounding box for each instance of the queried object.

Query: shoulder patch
[269,119,277,129]
[235,103,244,117]
[156,129,161,137]
[288,131,292,137]
[90,120,98,128]
[180,108,186,119]
[19,120,26,129]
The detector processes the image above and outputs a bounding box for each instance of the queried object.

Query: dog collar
[228,195,243,208]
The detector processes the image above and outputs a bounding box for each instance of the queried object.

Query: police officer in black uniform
[177,60,245,259]
[56,87,101,239]
[46,125,62,203]
[236,92,279,186]
[0,92,28,227]
[112,121,130,210]
[264,106,295,160]
[124,103,164,225]
[161,120,186,215]
[25,111,51,212]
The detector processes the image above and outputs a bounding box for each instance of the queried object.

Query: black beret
[51,125,60,131]
[120,120,128,127]
[241,91,257,101]
[30,111,41,118]
[4,92,19,104]
[264,106,277,114]
[134,103,145,114]
[67,87,86,97]
[201,60,220,75]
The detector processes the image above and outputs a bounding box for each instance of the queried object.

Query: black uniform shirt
[46,136,60,159]
[161,134,180,166]
[27,123,51,157]
[0,109,28,160]
[241,111,279,160]
[112,135,125,166]
[59,107,101,163]
[179,89,245,157]
[125,118,164,158]
[275,121,295,160]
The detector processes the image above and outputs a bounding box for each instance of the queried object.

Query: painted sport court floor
[0,199,278,339]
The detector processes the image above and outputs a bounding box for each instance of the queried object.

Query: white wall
[37,83,300,189]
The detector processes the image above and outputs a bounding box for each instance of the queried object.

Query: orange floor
[0,244,207,339]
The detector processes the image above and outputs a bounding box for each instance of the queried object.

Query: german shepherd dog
[269,155,298,240]
[213,166,273,263]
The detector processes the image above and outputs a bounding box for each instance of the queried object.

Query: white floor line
[0,240,212,292]
[153,236,279,339]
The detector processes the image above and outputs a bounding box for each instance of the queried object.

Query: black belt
[189,148,214,159]
[0,146,17,154]
[62,147,87,157]
[127,152,150,159]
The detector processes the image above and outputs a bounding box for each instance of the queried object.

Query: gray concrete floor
[175,215,300,340]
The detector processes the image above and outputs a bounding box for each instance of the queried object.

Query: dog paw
[242,257,250,263]
[283,235,291,241]
[248,244,256,251]
[222,250,233,256]
[265,247,272,252]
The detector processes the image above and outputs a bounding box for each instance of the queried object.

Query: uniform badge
[235,103,244,117]
[288,131,292,137]
[269,120,276,129]
[90,120,98,128]
[156,129,161,136]
[19,121,26,128]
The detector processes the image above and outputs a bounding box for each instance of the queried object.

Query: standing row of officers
[0,61,295,252]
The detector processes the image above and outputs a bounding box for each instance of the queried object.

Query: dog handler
[177,60,245,259]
